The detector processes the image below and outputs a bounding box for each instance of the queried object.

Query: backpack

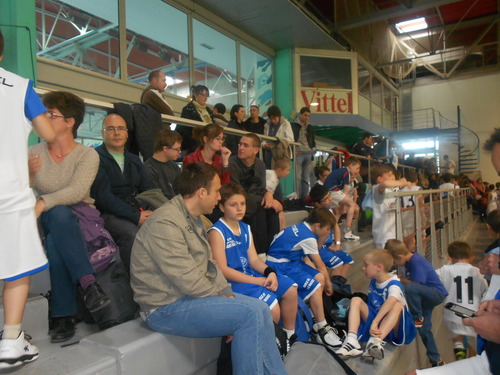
[361,188,373,211]
[284,342,357,375]
[323,291,368,341]
[293,297,314,342]
[271,138,292,163]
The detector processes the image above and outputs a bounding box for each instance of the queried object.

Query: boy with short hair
[266,207,343,348]
[266,158,291,229]
[370,164,409,248]
[436,241,488,360]
[208,183,298,343]
[0,29,56,369]
[336,249,416,360]
[400,170,426,253]
[386,239,448,367]
[323,157,362,241]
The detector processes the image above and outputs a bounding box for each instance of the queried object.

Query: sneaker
[431,358,445,367]
[286,333,297,354]
[454,348,467,361]
[343,231,360,241]
[0,331,39,369]
[336,338,363,358]
[362,338,385,360]
[82,282,111,313]
[312,323,342,348]
[414,316,424,328]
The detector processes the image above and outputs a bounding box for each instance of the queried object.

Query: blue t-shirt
[406,253,448,296]
[267,222,318,262]
[323,167,349,191]
[24,80,46,121]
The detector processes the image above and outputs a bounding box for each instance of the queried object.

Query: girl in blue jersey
[336,249,416,360]
[208,183,298,341]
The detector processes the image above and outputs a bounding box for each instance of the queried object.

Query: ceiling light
[395,17,428,34]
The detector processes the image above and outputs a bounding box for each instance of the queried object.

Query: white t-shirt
[376,274,407,306]
[266,170,279,194]
[372,185,399,248]
[436,263,488,337]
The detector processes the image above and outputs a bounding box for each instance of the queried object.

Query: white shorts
[415,351,491,375]
[330,191,347,207]
[0,207,48,280]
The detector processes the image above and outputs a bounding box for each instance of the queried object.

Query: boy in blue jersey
[387,239,448,367]
[0,30,56,369]
[266,207,343,348]
[336,249,416,360]
[208,183,298,343]
[323,157,361,241]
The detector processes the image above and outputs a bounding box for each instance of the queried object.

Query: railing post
[429,191,437,265]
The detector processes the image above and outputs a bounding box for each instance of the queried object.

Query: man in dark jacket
[291,107,316,198]
[91,114,155,271]
[140,70,174,116]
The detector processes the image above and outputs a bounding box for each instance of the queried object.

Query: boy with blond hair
[336,249,416,360]
[436,241,488,360]
[387,239,448,367]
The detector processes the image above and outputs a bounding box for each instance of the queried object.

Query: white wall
[409,70,500,183]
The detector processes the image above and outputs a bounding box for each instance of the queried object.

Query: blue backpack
[294,298,314,342]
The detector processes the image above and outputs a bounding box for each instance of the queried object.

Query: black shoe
[82,283,111,313]
[50,317,75,343]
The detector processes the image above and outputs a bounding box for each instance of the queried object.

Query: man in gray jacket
[130,162,286,375]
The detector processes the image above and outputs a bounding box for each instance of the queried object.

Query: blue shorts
[266,260,320,301]
[230,272,297,310]
[319,248,354,269]
[358,305,417,345]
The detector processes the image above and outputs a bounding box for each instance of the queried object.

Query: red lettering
[300,90,316,108]
[337,98,347,113]
[347,92,352,114]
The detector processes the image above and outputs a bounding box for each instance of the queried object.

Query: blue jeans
[296,153,314,199]
[41,206,94,317]
[405,282,447,364]
[145,293,287,375]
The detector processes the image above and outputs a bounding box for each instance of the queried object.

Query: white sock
[454,341,465,349]
[367,336,382,346]
[283,328,295,339]
[347,331,357,341]
[2,324,21,340]
[315,320,327,329]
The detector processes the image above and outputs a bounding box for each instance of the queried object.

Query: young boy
[336,249,416,360]
[266,207,343,348]
[266,158,291,229]
[436,241,488,360]
[371,164,409,249]
[309,184,354,291]
[400,170,426,253]
[323,157,361,241]
[0,30,56,369]
[208,183,298,342]
[386,239,448,367]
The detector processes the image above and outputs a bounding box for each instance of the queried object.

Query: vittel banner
[299,89,353,114]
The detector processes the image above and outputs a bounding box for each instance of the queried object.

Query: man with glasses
[91,114,156,271]
[144,129,183,200]
[229,133,281,254]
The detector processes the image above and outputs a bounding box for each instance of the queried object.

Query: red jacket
[183,146,230,185]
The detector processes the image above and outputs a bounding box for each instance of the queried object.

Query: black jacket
[180,101,213,154]
[91,144,155,225]
[291,122,316,149]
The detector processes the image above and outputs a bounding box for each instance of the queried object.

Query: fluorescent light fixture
[395,17,428,34]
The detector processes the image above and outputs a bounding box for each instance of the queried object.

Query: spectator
[226,104,247,155]
[244,105,266,135]
[180,85,213,154]
[315,165,331,186]
[130,162,287,375]
[441,154,456,174]
[400,170,426,253]
[30,91,110,343]
[91,114,156,271]
[0,29,55,369]
[266,157,292,229]
[350,132,377,182]
[143,129,182,200]
[212,103,229,127]
[229,133,281,254]
[291,107,316,199]
[140,70,174,116]
[183,124,231,185]
[262,105,294,169]
[336,249,416,360]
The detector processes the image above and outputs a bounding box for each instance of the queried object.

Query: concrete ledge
[284,210,308,226]
[80,318,220,375]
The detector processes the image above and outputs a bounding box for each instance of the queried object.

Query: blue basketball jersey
[209,219,257,277]
[267,222,318,262]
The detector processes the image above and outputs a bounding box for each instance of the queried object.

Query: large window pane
[36,0,120,78]
[193,20,237,107]
[240,45,273,110]
[300,56,351,89]
[125,0,189,97]
[358,64,370,98]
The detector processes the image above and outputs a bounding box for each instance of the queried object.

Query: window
[240,45,273,110]
[300,56,351,89]
[125,0,189,96]
[36,0,120,78]
[193,19,237,107]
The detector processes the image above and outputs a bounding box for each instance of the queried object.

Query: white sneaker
[0,331,39,369]
[362,338,385,360]
[312,323,342,348]
[344,231,360,241]
[336,337,363,358]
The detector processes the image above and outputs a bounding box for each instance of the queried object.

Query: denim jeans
[102,213,138,272]
[41,205,94,317]
[145,293,286,375]
[296,153,314,199]
[405,282,447,364]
